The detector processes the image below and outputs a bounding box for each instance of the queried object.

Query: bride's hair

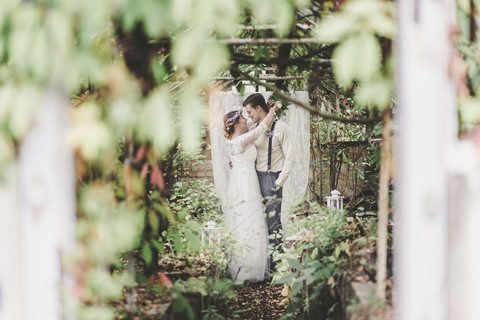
[224,109,242,138]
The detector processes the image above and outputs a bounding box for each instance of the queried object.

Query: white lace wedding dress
[224,123,268,282]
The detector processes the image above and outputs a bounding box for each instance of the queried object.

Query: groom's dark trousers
[257,170,283,272]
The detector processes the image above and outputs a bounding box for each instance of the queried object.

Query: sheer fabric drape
[208,90,310,230]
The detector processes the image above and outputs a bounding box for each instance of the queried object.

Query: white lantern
[201,220,222,245]
[326,190,344,210]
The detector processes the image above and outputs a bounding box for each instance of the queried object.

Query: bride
[223,101,280,282]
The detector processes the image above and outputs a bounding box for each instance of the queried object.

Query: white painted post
[447,141,480,320]
[16,85,76,320]
[0,184,22,320]
[396,0,457,318]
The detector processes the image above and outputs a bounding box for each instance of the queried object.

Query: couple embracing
[223,93,294,283]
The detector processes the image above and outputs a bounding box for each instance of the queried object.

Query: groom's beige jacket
[253,119,295,187]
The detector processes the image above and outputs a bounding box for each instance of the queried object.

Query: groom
[243,93,295,272]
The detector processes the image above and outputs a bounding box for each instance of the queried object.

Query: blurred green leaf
[9,85,42,139]
[79,305,115,320]
[29,26,49,81]
[333,32,381,87]
[137,90,174,153]
[194,44,230,83]
[151,238,165,253]
[344,0,383,18]
[0,0,19,23]
[87,269,126,300]
[108,98,138,136]
[315,15,357,41]
[8,6,39,74]
[368,11,396,38]
[178,93,206,154]
[44,10,73,79]
[355,77,392,109]
[66,50,107,92]
[113,208,143,251]
[143,0,170,37]
[247,0,272,24]
[291,279,304,296]
[172,0,194,26]
[274,0,294,37]
[459,97,480,124]
[211,0,241,37]
[67,102,114,160]
[80,184,115,219]
[142,243,153,265]
[275,272,296,284]
[285,257,302,270]
[171,29,204,69]
[148,211,160,233]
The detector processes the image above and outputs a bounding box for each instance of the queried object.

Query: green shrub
[275,203,376,320]
[168,180,224,224]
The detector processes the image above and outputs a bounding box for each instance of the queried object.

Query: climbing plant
[0,0,404,318]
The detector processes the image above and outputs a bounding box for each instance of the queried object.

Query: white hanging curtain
[208,89,310,230]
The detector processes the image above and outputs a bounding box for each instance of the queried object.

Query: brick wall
[177,160,214,184]
[177,157,369,201]
[177,156,367,203]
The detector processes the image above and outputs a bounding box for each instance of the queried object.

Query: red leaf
[157,272,174,289]
[342,98,347,105]
[140,163,149,179]
[150,165,165,190]
[135,145,146,162]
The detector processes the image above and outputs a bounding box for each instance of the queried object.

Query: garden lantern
[201,220,222,245]
[326,190,344,210]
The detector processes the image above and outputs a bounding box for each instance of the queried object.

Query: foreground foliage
[275,204,380,319]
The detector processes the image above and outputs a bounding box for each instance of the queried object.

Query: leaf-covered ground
[114,281,291,320]
[221,281,291,320]
[113,254,293,319]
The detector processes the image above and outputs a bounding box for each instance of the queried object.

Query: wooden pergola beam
[213,76,304,81]
[232,55,332,66]
[231,66,379,124]
[216,37,337,45]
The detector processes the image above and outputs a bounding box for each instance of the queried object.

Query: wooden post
[396,0,457,318]
[16,85,76,320]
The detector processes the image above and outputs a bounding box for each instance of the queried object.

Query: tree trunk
[376,108,392,301]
